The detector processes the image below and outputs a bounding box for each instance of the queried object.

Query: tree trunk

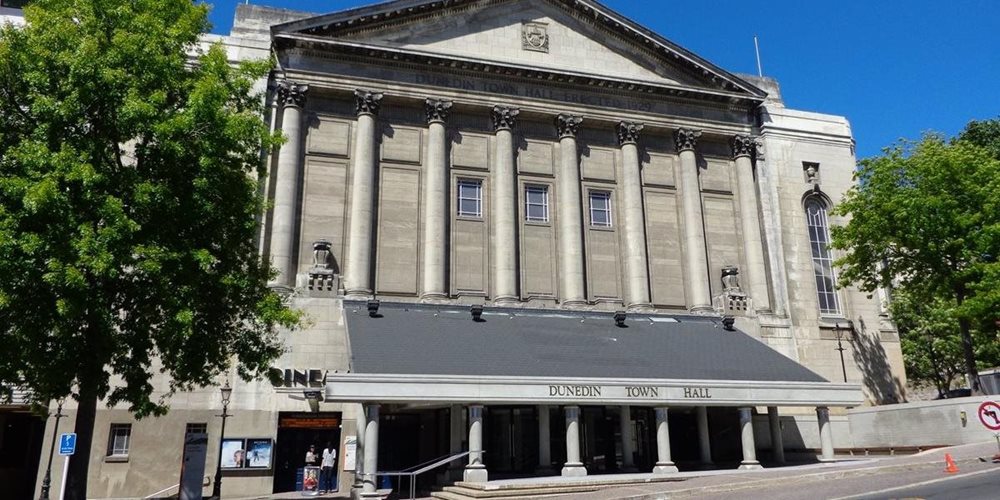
[66,383,98,500]
[954,286,982,395]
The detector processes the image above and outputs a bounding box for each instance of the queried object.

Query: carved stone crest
[425,98,453,123]
[522,22,549,53]
[491,105,520,131]
[354,89,384,116]
[674,128,702,152]
[277,81,309,107]
[555,114,583,138]
[617,121,644,146]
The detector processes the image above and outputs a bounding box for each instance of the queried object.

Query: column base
[818,456,838,463]
[464,465,488,483]
[345,289,373,300]
[420,293,449,304]
[492,295,519,305]
[738,461,763,470]
[561,299,588,309]
[652,462,679,474]
[688,305,716,315]
[626,303,654,313]
[560,462,587,477]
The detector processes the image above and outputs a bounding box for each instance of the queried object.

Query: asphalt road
[851,467,1000,500]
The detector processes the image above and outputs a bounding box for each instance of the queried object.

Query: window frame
[524,184,550,223]
[805,197,842,317]
[588,190,613,228]
[456,179,483,219]
[106,423,132,458]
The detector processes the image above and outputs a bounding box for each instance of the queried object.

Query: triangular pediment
[273,0,765,99]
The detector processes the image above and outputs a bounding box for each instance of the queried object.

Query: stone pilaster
[555,114,587,307]
[491,105,520,304]
[675,128,712,312]
[617,121,652,310]
[421,98,453,301]
[732,135,771,312]
[268,81,309,289]
[344,89,384,298]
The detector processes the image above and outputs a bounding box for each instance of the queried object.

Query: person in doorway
[305,444,318,467]
[320,441,337,493]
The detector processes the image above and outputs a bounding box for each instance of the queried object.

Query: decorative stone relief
[308,240,337,293]
[522,22,549,53]
[721,265,741,292]
[491,105,519,131]
[674,128,702,152]
[555,114,583,138]
[354,89,384,116]
[714,265,751,316]
[617,121,643,146]
[803,161,820,184]
[731,135,755,159]
[277,81,309,107]
[425,98,453,123]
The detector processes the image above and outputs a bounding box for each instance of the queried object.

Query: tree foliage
[0,0,298,496]
[831,122,1000,394]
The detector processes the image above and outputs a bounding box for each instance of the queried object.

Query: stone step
[430,475,684,499]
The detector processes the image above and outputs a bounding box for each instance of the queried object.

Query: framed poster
[245,438,273,469]
[220,439,246,469]
[342,435,357,471]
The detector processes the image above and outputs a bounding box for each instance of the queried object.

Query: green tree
[0,1,299,497]
[831,132,1000,395]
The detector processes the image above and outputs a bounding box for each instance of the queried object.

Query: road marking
[831,467,1000,499]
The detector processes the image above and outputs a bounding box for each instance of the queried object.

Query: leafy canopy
[0,0,299,417]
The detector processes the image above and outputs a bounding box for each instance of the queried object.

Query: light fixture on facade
[367,299,380,317]
[614,311,627,328]
[722,316,736,331]
[304,390,323,413]
[471,304,484,322]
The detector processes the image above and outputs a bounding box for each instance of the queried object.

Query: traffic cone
[944,453,959,473]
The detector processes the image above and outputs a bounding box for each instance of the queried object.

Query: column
[619,406,636,470]
[491,106,520,304]
[555,114,587,307]
[651,407,678,474]
[817,406,835,461]
[465,405,488,482]
[269,81,309,288]
[767,406,785,464]
[738,407,762,470]
[617,122,652,310]
[732,135,771,312]
[561,405,587,477]
[675,128,712,312]
[421,99,453,301]
[696,406,713,465]
[537,406,553,473]
[361,404,380,495]
[353,403,366,493]
[344,89,384,298]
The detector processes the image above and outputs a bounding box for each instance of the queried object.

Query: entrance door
[273,413,342,494]
[580,407,617,473]
[485,407,537,476]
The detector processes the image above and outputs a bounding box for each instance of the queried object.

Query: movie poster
[245,438,273,469]
[220,439,246,469]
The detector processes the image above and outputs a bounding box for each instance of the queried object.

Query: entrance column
[269,81,308,289]
[619,406,636,470]
[561,406,587,477]
[465,405,488,482]
[617,122,652,310]
[652,407,678,473]
[361,404,381,495]
[817,406,835,461]
[344,90,384,298]
[675,128,712,312]
[555,114,587,307]
[491,106,520,304]
[767,406,785,464]
[732,135,771,312]
[421,99,453,301]
[537,406,553,473]
[737,407,762,470]
[353,403,366,493]
[696,406,713,465]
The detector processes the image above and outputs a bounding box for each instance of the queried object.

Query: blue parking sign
[59,433,76,456]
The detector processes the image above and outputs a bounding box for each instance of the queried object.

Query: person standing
[305,444,318,466]
[320,441,337,493]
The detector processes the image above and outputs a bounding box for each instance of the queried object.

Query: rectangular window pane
[589,191,612,227]
[525,186,548,222]
[457,180,482,218]
[807,199,840,315]
[107,424,131,456]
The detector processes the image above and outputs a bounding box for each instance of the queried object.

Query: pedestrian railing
[377,450,480,500]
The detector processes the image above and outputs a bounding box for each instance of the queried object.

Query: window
[457,180,482,218]
[806,198,841,316]
[589,191,612,227]
[524,185,549,222]
[185,423,207,436]
[107,424,131,457]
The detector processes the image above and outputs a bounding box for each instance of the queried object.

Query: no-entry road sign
[978,401,1000,431]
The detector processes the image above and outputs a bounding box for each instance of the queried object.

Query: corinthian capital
[674,128,702,152]
[425,98,453,123]
[731,134,756,159]
[555,114,583,138]
[617,121,643,146]
[354,89,384,116]
[491,105,519,131]
[277,81,309,107]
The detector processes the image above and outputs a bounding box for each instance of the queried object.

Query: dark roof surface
[344,301,826,383]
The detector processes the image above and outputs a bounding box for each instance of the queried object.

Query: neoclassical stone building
[33,1,906,498]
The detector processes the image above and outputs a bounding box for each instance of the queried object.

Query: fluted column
[465,405,488,482]
[555,114,587,307]
[421,99,453,301]
[738,407,762,470]
[817,406,835,461]
[732,135,771,312]
[491,106,520,304]
[675,128,712,312]
[561,405,587,476]
[617,122,652,310]
[269,81,308,288]
[652,407,678,473]
[344,89,384,298]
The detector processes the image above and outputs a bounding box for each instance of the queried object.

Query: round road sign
[978,401,1000,431]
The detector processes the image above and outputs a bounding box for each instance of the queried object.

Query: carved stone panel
[307,118,352,157]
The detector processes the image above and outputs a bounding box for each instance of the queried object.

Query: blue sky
[206,1,999,159]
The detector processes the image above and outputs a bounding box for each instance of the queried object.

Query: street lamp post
[212,382,233,499]
[38,398,66,500]
[834,322,849,383]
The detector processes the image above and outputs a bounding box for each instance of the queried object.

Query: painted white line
[831,467,1000,500]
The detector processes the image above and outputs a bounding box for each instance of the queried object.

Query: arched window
[805,197,841,316]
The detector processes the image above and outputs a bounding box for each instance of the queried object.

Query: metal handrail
[143,483,178,498]
[377,450,482,500]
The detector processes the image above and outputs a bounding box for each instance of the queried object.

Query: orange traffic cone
[944,453,959,473]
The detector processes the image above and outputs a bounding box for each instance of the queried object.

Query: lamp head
[220,381,233,406]
[613,311,627,328]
